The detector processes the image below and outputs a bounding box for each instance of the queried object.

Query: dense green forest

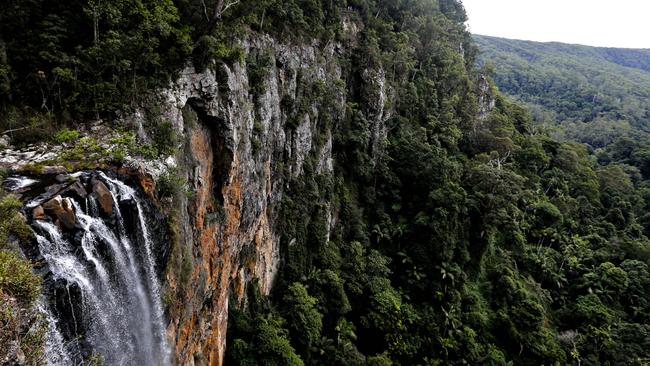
[226,5,650,365]
[3,1,650,365]
[474,35,650,127]
[474,35,650,145]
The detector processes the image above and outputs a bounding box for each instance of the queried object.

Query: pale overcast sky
[462,0,650,48]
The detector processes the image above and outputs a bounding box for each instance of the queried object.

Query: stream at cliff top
[7,172,170,366]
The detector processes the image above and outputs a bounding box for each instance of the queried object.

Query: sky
[462,0,650,49]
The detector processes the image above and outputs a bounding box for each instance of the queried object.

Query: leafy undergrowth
[0,190,44,365]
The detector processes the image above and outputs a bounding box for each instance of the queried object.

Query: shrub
[153,120,179,157]
[281,283,322,354]
[0,194,33,246]
[0,250,41,305]
[192,35,244,71]
[0,294,47,365]
[157,169,187,199]
[53,128,80,144]
[366,353,393,366]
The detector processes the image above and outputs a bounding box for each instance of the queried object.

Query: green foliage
[0,250,40,304]
[156,169,188,199]
[475,35,650,133]
[53,128,81,144]
[59,136,107,163]
[0,294,48,366]
[152,120,179,156]
[0,194,41,364]
[0,194,33,245]
[193,35,239,70]
[0,0,192,118]
[281,283,323,356]
[218,3,650,365]
[4,0,650,365]
[0,192,40,306]
[227,312,304,366]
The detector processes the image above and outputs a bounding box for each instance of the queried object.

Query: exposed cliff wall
[155,29,386,365]
[10,2,648,365]
[0,22,389,364]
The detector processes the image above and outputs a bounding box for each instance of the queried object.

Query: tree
[281,283,323,357]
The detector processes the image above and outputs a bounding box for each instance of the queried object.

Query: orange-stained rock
[92,180,113,215]
[113,166,155,198]
[42,195,76,229]
[139,175,155,197]
[164,36,339,366]
[32,205,46,220]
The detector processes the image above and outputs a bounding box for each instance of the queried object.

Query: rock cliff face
[0,24,388,365]
[153,30,387,365]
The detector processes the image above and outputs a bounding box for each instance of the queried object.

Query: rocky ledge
[6,171,145,231]
[0,142,66,174]
[0,120,175,199]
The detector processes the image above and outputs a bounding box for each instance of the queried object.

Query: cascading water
[13,172,170,366]
[38,302,73,366]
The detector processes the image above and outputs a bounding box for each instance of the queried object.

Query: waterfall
[38,301,73,366]
[4,175,39,191]
[26,173,170,366]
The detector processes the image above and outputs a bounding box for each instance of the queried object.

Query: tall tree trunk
[207,0,225,30]
[207,0,239,31]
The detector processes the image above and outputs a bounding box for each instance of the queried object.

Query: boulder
[42,195,76,229]
[64,180,88,199]
[0,135,11,148]
[32,206,46,220]
[92,180,113,215]
[41,166,67,175]
[42,195,62,211]
[139,176,155,197]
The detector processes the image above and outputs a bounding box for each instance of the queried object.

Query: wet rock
[138,176,155,198]
[42,166,67,175]
[42,195,62,211]
[63,181,88,199]
[73,230,85,244]
[47,278,86,344]
[32,206,45,220]
[91,179,113,215]
[3,176,39,192]
[45,183,67,196]
[42,195,76,229]
[26,183,67,210]
[0,135,11,148]
[60,198,76,228]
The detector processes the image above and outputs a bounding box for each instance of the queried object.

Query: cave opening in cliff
[185,98,233,207]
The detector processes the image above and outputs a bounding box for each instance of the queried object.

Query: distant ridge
[474,34,650,133]
[476,34,650,72]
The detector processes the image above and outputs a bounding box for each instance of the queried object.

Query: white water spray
[34,174,169,366]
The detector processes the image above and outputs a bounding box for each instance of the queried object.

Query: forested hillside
[2,2,650,366]
[474,35,650,143]
[475,37,650,258]
[474,35,650,125]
